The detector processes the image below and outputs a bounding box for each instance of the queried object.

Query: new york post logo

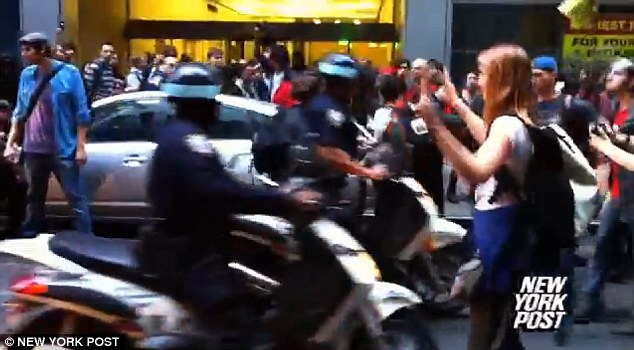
[513,276,567,331]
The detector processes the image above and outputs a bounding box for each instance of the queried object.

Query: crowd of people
[1,30,634,350]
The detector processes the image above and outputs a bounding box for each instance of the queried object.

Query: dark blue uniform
[306,94,358,164]
[303,93,359,231]
[139,118,294,319]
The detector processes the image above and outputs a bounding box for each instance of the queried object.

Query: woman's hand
[414,95,444,129]
[434,70,460,107]
[589,126,614,153]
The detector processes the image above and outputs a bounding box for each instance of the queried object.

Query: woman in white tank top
[415,44,536,350]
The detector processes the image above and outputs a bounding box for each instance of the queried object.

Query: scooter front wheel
[380,309,438,350]
[352,308,438,350]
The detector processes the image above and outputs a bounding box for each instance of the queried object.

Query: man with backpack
[3,33,92,237]
[531,55,600,345]
[532,56,599,162]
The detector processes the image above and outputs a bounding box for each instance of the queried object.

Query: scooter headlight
[356,252,382,280]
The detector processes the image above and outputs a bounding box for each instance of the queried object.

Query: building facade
[402,0,634,81]
[9,0,634,71]
[0,0,22,57]
[58,0,402,67]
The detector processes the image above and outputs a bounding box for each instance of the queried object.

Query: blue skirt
[472,204,525,294]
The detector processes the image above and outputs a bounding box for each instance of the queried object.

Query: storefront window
[130,39,224,62]
[306,42,350,65]
[126,0,400,66]
[351,42,393,67]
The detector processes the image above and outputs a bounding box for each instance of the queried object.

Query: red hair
[479,44,535,126]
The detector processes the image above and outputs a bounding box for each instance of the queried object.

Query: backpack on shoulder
[491,115,576,269]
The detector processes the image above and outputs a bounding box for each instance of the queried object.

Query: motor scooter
[241,120,469,314]
[0,200,437,349]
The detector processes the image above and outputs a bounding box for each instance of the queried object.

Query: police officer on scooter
[136,63,320,346]
[301,54,389,229]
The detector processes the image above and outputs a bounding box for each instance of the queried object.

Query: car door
[46,97,169,220]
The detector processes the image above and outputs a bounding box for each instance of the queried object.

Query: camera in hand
[590,122,611,136]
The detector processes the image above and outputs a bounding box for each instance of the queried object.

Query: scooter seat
[48,231,167,293]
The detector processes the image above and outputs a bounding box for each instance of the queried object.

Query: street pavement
[435,166,634,349]
[0,251,632,349]
[0,165,632,348]
[431,276,634,350]
[1,213,633,349]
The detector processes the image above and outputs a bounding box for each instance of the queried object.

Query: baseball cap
[532,56,558,73]
[19,32,49,46]
[0,99,11,110]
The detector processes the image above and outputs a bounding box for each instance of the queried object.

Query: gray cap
[19,32,49,45]
[0,99,11,110]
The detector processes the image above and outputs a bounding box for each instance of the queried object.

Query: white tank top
[475,115,533,211]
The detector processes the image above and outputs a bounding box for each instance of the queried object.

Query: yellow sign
[562,34,634,61]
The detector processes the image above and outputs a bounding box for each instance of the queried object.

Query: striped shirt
[83,59,115,101]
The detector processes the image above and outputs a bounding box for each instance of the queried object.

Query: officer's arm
[180,140,295,216]
[313,110,375,177]
[317,146,374,177]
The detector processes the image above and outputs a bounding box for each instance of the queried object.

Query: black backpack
[490,115,576,263]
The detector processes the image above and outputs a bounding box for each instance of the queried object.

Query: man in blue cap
[532,56,598,147]
[531,55,600,346]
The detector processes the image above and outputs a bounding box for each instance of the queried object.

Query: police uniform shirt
[306,94,358,160]
[148,118,293,240]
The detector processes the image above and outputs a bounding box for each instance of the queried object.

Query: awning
[125,20,399,42]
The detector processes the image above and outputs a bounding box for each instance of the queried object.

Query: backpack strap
[487,114,524,205]
[23,64,65,124]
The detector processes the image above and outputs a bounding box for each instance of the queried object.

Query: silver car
[45,91,276,223]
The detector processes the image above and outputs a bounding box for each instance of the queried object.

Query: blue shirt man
[5,32,92,236]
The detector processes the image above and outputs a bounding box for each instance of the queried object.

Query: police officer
[303,54,389,229]
[136,63,319,344]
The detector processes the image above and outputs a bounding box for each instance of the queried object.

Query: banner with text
[562,34,634,61]
[562,14,634,67]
